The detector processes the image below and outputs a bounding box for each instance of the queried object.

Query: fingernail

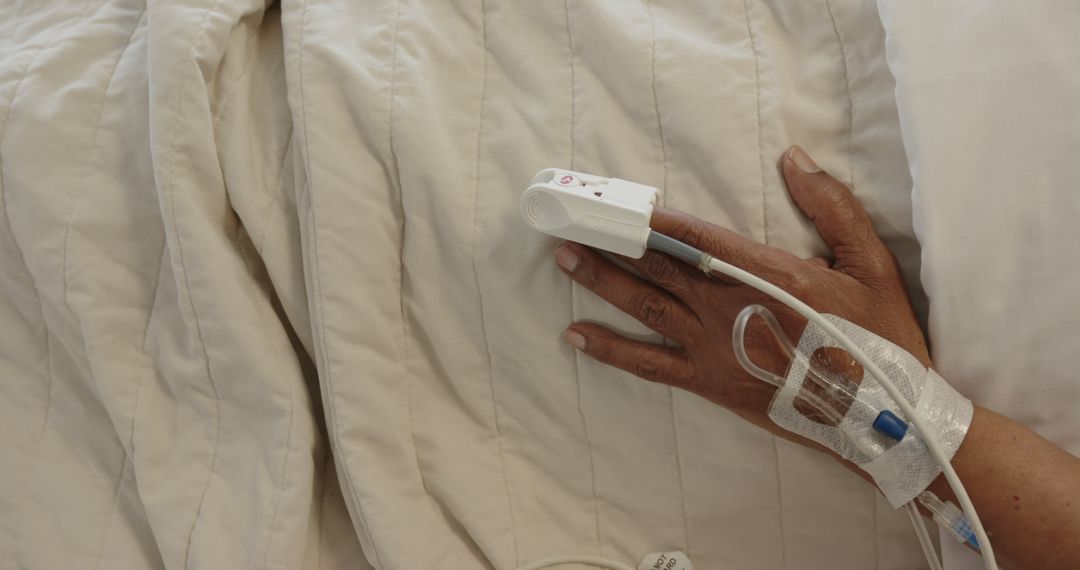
[563,329,586,350]
[787,146,822,174]
[555,244,579,272]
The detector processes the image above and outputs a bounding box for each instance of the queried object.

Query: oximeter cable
[646,230,997,570]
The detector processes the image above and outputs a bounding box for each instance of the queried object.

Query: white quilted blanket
[8,1,1074,569]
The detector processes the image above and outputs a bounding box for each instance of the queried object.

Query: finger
[556,242,702,342]
[805,256,831,269]
[564,322,696,387]
[648,207,802,283]
[617,249,715,300]
[780,146,893,275]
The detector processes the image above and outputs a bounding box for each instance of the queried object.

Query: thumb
[781,146,890,276]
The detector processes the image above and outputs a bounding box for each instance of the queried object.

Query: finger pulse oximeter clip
[520,168,659,259]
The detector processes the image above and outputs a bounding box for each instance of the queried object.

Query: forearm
[924,406,1080,569]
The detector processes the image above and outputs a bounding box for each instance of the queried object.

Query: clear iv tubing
[734,305,943,570]
[516,555,636,570]
[908,501,945,570]
[732,305,863,430]
[646,231,998,570]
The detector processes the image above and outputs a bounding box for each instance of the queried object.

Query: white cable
[703,255,998,570]
[515,555,637,570]
[522,172,990,568]
[907,501,944,570]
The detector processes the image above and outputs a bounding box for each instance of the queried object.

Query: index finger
[649,207,802,282]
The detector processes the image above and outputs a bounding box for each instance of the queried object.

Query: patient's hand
[556,146,928,433]
[556,146,1080,570]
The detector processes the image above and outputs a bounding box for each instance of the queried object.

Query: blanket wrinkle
[9,1,1037,569]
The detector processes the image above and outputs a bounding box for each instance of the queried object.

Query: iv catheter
[520,168,998,570]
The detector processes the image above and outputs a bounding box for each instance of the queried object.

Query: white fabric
[1,0,941,568]
[0,2,362,568]
[877,2,1080,568]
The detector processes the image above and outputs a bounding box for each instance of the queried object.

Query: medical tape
[768,315,973,508]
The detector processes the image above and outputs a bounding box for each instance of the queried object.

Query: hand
[557,146,929,438]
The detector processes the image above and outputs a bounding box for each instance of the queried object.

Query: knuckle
[674,359,706,393]
[588,334,613,361]
[634,293,672,330]
[821,182,855,206]
[641,254,685,290]
[635,356,666,382]
[863,244,901,280]
[783,271,813,297]
[820,185,857,220]
[578,263,601,289]
[865,254,894,279]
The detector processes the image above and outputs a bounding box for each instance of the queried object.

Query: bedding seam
[260,358,296,570]
[381,0,467,567]
[256,128,294,255]
[294,0,387,566]
[162,2,226,568]
[742,0,769,246]
[645,0,691,557]
[316,452,330,570]
[742,2,788,567]
[668,392,691,557]
[91,442,133,569]
[0,1,97,560]
[92,381,142,570]
[71,10,149,568]
[61,6,147,319]
[823,3,878,566]
[770,440,789,569]
[211,27,263,131]
[110,237,166,569]
[825,0,857,196]
[470,0,522,564]
[646,1,669,199]
[142,240,168,352]
[249,141,303,569]
[564,0,602,554]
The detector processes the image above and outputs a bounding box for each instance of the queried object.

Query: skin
[556,146,1080,569]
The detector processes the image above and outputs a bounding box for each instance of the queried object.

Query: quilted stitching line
[563,0,602,553]
[74,8,150,569]
[255,130,293,255]
[741,2,788,568]
[210,26,263,131]
[260,359,296,570]
[156,1,227,567]
[668,392,691,555]
[742,0,769,247]
[470,0,522,564]
[0,1,98,561]
[825,0,857,194]
[645,0,691,557]
[293,0,388,566]
[61,3,147,318]
[646,1,669,199]
[142,240,168,352]
[382,1,467,567]
[92,380,144,570]
[316,452,330,570]
[769,442,789,569]
[823,3,879,567]
[246,166,302,570]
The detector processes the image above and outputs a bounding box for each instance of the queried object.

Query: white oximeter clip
[520,168,659,258]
